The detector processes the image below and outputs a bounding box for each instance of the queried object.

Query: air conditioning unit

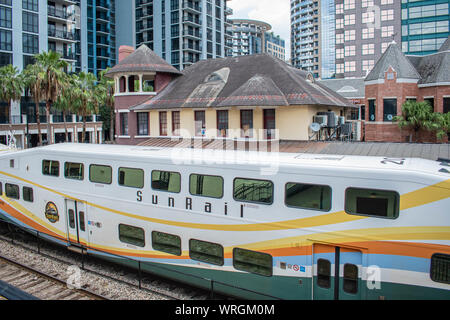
[339,116,346,125]
[341,122,353,136]
[313,115,328,127]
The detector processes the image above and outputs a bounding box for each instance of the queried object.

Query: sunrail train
[0,143,448,300]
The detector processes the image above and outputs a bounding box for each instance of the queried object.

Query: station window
[64,162,84,180]
[233,248,273,277]
[118,167,144,189]
[5,183,19,199]
[189,239,224,266]
[89,164,112,184]
[430,253,449,284]
[42,160,59,177]
[233,178,273,204]
[118,224,145,247]
[23,186,33,202]
[345,187,399,219]
[285,183,332,211]
[189,174,223,199]
[152,231,181,256]
[151,170,181,193]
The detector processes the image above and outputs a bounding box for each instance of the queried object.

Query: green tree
[54,73,80,143]
[23,63,46,146]
[97,69,115,142]
[0,65,24,132]
[34,51,68,145]
[394,100,443,142]
[73,72,99,143]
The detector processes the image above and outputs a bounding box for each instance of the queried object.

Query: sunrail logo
[45,202,59,223]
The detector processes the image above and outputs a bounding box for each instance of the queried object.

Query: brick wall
[365,122,448,143]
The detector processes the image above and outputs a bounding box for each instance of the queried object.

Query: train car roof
[8,143,449,178]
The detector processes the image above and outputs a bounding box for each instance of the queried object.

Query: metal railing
[0,219,281,300]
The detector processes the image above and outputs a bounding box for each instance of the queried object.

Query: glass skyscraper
[401,0,450,55]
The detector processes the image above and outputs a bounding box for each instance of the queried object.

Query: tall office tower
[401,0,449,55]
[290,0,321,78]
[229,19,271,56]
[334,0,401,79]
[135,0,233,70]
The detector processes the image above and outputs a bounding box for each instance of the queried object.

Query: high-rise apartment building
[265,32,286,61]
[401,0,449,55]
[291,0,320,76]
[135,0,233,70]
[229,19,286,60]
[229,19,270,56]
[81,0,117,74]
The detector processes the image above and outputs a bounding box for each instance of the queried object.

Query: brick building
[106,45,354,146]
[364,37,450,143]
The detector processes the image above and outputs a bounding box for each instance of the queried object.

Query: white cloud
[228,0,291,59]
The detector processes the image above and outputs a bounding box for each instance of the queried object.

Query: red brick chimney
[118,45,135,62]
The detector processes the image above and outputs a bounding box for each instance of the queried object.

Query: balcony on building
[183,1,201,15]
[48,28,77,43]
[47,5,75,23]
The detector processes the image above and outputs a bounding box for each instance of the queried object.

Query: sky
[228,0,291,60]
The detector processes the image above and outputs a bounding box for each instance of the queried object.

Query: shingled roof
[105,45,182,77]
[366,37,450,85]
[131,54,353,111]
[365,42,421,82]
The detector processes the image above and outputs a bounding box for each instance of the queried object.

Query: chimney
[119,45,135,62]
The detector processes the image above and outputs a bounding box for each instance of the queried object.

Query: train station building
[106,45,355,146]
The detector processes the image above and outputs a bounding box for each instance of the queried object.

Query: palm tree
[97,69,115,142]
[394,101,437,142]
[34,51,68,145]
[0,65,24,138]
[73,72,99,143]
[54,73,81,143]
[23,63,45,146]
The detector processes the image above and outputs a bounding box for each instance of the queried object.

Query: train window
[317,259,331,288]
[430,253,449,284]
[118,224,145,247]
[68,209,75,228]
[233,178,273,204]
[5,184,19,200]
[118,167,144,189]
[89,164,112,184]
[79,212,85,232]
[189,174,223,199]
[343,263,358,294]
[64,162,84,180]
[345,188,399,219]
[23,187,33,202]
[233,248,273,277]
[151,170,181,193]
[285,182,332,211]
[152,231,181,256]
[42,160,60,177]
[0,182,2,195]
[189,239,224,266]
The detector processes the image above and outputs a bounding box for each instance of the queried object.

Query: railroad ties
[0,256,106,300]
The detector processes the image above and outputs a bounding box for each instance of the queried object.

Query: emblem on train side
[45,202,59,223]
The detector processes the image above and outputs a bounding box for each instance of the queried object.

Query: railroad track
[0,254,108,300]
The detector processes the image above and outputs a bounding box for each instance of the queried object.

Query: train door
[65,199,88,247]
[313,243,362,300]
